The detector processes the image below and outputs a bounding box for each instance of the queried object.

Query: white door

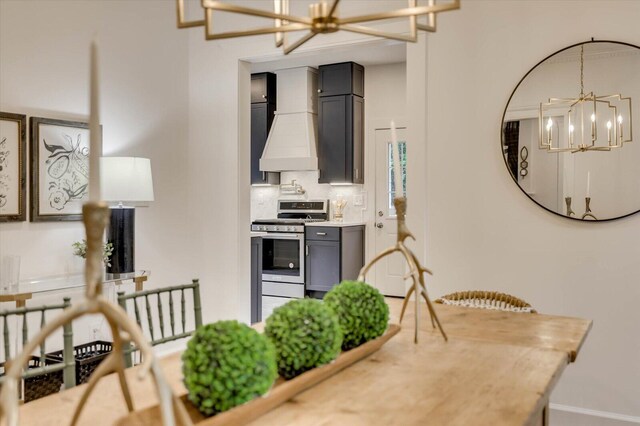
[372,126,407,297]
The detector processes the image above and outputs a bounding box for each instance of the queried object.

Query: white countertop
[305,221,367,228]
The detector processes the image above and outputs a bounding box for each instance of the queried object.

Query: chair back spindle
[117,279,203,368]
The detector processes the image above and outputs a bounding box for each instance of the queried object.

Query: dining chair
[117,279,203,367]
[434,291,537,313]
[0,297,75,402]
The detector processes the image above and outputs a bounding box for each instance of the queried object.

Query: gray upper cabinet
[305,225,365,296]
[251,73,279,185]
[317,62,364,184]
[318,62,364,98]
[251,72,276,104]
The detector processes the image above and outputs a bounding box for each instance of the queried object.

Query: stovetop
[251,199,329,233]
[251,218,327,233]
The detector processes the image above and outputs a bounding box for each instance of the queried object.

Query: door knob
[378,211,383,217]
[376,223,384,229]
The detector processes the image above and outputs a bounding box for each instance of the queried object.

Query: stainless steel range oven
[261,232,304,284]
[252,200,328,319]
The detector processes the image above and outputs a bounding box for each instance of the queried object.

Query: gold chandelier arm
[274,0,289,48]
[415,0,437,32]
[327,0,341,18]
[408,0,418,38]
[176,0,206,28]
[340,24,417,42]
[201,0,313,25]
[338,1,460,25]
[283,31,317,55]
[205,15,309,41]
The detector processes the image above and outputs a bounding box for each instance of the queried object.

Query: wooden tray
[119,324,401,426]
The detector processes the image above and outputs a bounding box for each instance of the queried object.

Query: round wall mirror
[501,40,640,221]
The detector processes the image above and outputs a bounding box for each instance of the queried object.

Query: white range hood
[260,67,318,172]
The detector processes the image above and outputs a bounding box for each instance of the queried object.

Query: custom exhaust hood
[260,67,318,172]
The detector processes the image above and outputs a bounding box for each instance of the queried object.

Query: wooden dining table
[18,298,591,426]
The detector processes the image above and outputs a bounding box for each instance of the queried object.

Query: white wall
[0,0,194,288]
[425,0,640,422]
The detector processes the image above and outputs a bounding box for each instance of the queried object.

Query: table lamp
[101,157,154,277]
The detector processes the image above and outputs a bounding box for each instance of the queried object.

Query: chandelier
[539,44,633,153]
[176,0,460,54]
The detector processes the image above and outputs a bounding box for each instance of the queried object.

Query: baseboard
[550,403,640,425]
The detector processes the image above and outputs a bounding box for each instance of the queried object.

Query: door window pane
[388,141,407,215]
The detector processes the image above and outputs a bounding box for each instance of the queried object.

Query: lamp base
[107,207,135,275]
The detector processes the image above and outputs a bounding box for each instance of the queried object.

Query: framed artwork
[0,112,27,222]
[30,117,95,222]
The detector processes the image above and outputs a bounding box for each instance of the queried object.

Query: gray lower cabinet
[305,225,365,297]
[251,237,262,323]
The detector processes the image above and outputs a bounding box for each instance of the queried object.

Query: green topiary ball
[324,280,389,350]
[182,320,277,416]
[265,298,342,379]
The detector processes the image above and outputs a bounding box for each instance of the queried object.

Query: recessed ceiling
[250,39,406,73]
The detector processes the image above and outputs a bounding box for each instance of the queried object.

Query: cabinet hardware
[305,245,309,256]
[316,232,327,236]
[355,168,359,179]
[376,223,384,229]
[262,94,267,99]
[262,171,266,180]
[317,89,323,93]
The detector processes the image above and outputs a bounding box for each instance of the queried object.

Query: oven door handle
[261,233,302,240]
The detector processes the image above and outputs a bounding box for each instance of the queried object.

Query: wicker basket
[47,340,113,385]
[0,356,64,402]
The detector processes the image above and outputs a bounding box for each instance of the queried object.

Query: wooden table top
[389,299,592,362]
[249,331,567,426]
[18,299,592,426]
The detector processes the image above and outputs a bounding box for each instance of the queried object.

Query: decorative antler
[358,197,447,343]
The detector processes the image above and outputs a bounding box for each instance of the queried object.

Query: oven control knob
[274,226,279,231]
[288,226,294,232]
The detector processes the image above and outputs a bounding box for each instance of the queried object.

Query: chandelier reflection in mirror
[502,40,640,222]
[539,43,633,153]
[176,0,460,54]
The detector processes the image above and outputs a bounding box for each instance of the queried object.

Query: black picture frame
[0,112,27,222]
[30,117,96,222]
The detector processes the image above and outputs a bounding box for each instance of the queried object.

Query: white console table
[0,271,150,308]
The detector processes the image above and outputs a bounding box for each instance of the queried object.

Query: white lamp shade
[101,157,154,203]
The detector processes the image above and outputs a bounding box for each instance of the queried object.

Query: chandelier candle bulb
[546,118,553,145]
[607,121,612,144]
[586,172,591,198]
[89,41,101,203]
[618,115,623,141]
[390,120,403,198]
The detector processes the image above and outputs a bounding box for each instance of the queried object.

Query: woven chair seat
[434,291,537,313]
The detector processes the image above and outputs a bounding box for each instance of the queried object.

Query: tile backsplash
[251,171,367,223]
